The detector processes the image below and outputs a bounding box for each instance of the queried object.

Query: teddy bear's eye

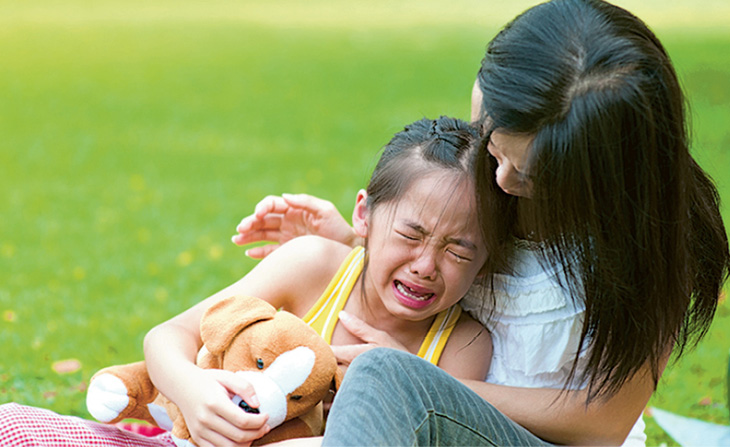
[256,358,264,369]
[290,395,303,401]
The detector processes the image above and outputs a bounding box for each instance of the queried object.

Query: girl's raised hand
[176,368,271,447]
[332,311,408,371]
[232,194,358,259]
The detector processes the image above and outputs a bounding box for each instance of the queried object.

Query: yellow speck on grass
[3,310,17,323]
[72,266,86,281]
[177,250,193,267]
[208,245,224,260]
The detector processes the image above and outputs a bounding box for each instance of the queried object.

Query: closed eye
[396,231,419,241]
[447,250,472,263]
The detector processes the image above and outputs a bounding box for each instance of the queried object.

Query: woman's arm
[460,358,664,446]
[232,194,360,259]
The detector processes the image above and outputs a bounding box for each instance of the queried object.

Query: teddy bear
[86,295,343,446]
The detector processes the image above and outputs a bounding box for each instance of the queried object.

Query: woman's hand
[176,368,271,447]
[232,194,359,259]
[332,311,408,372]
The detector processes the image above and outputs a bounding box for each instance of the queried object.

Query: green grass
[1,1,729,444]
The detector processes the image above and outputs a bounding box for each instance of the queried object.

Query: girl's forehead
[376,172,480,235]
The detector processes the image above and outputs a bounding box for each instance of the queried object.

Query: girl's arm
[144,236,347,446]
[437,312,492,380]
[144,312,270,447]
[459,357,665,446]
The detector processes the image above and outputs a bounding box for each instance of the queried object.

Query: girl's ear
[352,189,369,238]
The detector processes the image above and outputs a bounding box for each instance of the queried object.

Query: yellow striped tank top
[302,246,462,366]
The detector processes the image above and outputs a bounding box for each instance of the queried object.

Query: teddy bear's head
[198,296,342,430]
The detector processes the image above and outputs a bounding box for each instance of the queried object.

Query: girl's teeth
[396,282,433,301]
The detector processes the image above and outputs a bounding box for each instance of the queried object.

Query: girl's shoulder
[258,236,356,315]
[274,235,356,265]
[438,309,493,381]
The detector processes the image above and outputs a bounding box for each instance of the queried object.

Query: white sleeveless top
[461,243,646,446]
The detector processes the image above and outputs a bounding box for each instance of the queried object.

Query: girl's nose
[409,248,438,280]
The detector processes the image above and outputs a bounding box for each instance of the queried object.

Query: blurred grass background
[1,1,728,444]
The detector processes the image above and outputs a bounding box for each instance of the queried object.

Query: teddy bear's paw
[86,373,131,422]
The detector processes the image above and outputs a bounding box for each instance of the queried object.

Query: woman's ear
[352,189,369,238]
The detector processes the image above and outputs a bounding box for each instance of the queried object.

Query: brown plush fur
[88,295,343,446]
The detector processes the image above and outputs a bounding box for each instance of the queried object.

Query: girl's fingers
[195,414,271,447]
[338,311,407,350]
[200,372,272,445]
[337,311,381,342]
[331,344,373,366]
[218,372,260,409]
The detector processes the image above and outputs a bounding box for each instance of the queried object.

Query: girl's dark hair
[366,116,480,209]
[475,0,730,401]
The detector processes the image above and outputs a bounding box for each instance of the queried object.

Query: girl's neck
[347,279,435,354]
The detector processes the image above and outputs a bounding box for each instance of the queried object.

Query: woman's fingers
[233,211,287,258]
[233,193,355,258]
[237,214,284,234]
[282,193,337,214]
[254,195,291,219]
[241,244,281,260]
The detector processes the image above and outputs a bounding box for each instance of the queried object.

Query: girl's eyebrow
[445,236,478,251]
[403,221,478,251]
[403,221,428,235]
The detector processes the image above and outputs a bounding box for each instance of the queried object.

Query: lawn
[1,1,729,445]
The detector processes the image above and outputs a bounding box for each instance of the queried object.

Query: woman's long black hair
[475,0,729,401]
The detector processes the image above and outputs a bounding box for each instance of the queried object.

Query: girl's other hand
[177,368,270,447]
[232,194,358,259]
[332,311,408,372]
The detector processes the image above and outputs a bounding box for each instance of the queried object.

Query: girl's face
[471,80,534,198]
[353,172,487,322]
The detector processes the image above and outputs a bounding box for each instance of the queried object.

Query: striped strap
[303,246,365,343]
[417,305,462,365]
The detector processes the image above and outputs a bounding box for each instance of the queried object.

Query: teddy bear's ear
[200,295,277,356]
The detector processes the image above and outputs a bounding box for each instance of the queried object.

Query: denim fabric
[322,348,553,447]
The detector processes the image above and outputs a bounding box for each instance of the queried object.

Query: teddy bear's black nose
[238,400,260,414]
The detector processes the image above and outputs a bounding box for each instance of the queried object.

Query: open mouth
[395,280,434,301]
[393,280,436,309]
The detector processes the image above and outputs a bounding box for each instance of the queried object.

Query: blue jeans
[322,348,553,446]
